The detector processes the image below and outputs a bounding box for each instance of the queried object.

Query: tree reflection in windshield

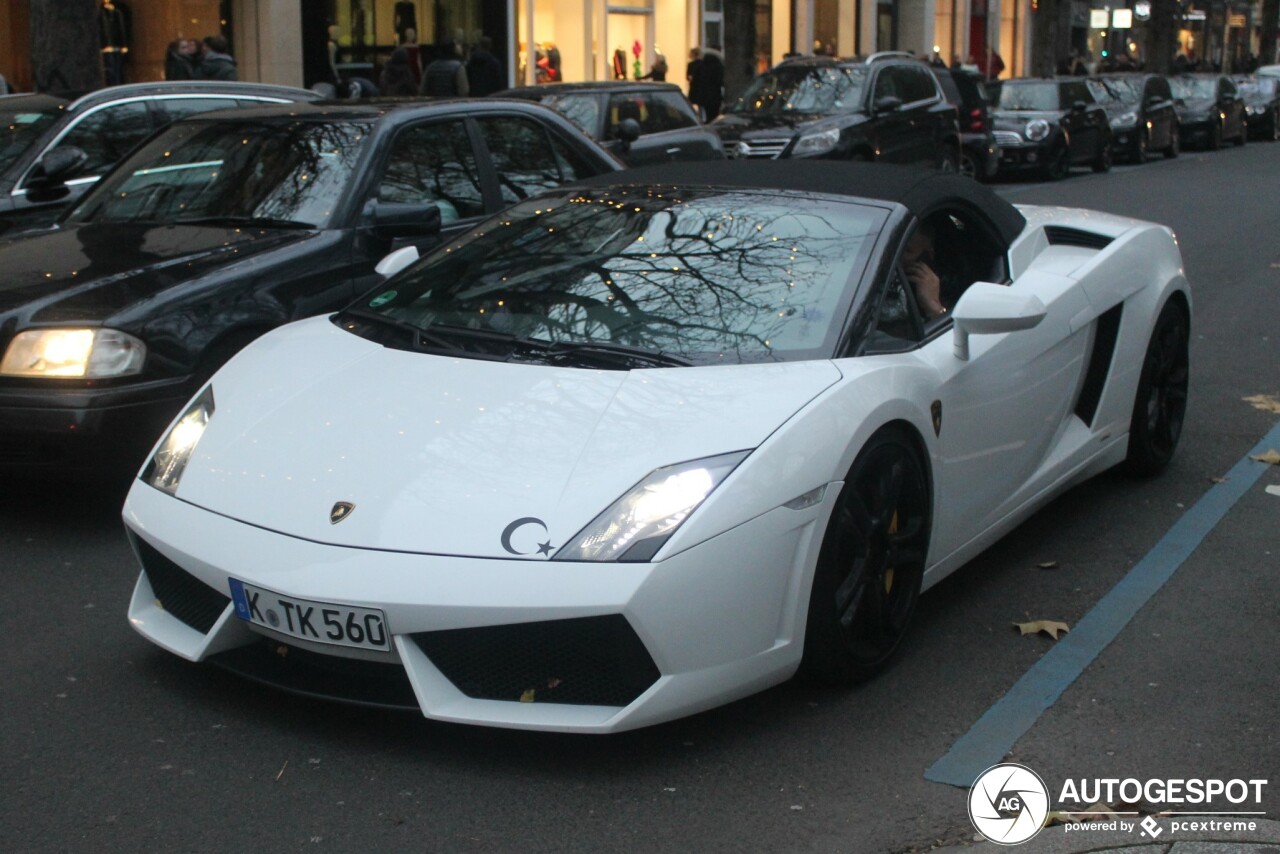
[731,67,868,115]
[66,120,372,227]
[363,187,885,365]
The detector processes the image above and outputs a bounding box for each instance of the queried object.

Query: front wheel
[1043,146,1071,181]
[1132,131,1148,163]
[801,426,930,684]
[1234,121,1247,146]
[1092,141,1113,172]
[1164,126,1180,158]
[1124,300,1190,476]
[1208,121,1223,150]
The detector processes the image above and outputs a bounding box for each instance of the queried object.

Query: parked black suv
[1171,74,1247,149]
[709,53,960,169]
[930,67,998,179]
[990,78,1113,180]
[1086,74,1179,162]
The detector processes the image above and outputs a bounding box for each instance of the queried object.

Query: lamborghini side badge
[931,400,943,437]
[330,502,356,524]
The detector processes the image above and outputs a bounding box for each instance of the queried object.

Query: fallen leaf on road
[1251,449,1280,466]
[1036,561,1058,569]
[1243,394,1280,414]
[1014,620,1070,640]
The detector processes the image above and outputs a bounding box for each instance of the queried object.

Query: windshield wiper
[172,215,316,230]
[339,308,465,353]
[543,341,691,369]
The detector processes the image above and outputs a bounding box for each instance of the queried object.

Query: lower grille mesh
[135,535,229,633]
[413,615,660,707]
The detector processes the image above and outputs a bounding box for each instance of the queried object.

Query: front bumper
[0,376,192,468]
[995,141,1053,171]
[1178,118,1216,145]
[123,479,832,732]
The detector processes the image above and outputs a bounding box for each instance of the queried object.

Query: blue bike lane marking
[927,418,1280,788]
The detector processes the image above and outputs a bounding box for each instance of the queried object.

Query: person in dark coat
[379,46,418,96]
[164,38,200,80]
[639,52,668,81]
[419,39,469,97]
[465,36,505,96]
[688,46,723,120]
[199,35,237,80]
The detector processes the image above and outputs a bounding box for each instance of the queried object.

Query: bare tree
[1031,0,1073,77]
[30,0,103,92]
[1262,0,1280,67]
[723,0,757,110]
[1144,0,1182,73]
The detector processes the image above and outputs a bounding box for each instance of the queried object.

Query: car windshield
[732,66,868,115]
[0,105,61,175]
[345,187,886,366]
[65,118,373,227]
[1171,77,1217,99]
[542,93,601,136]
[997,83,1060,111]
[1088,78,1142,105]
[1236,78,1277,98]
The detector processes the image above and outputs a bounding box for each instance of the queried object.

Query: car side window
[156,97,242,122]
[474,115,571,203]
[901,66,938,104]
[642,93,698,132]
[39,101,155,183]
[378,120,485,224]
[867,268,923,352]
[872,68,900,101]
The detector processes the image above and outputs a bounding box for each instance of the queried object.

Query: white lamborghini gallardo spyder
[125,162,1190,732]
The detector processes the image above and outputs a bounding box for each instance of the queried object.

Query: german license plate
[228,579,389,652]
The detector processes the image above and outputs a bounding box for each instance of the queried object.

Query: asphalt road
[3,143,1278,853]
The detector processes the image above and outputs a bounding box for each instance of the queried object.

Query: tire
[1270,109,1280,141]
[1132,130,1148,164]
[1091,141,1113,173]
[1164,126,1180,158]
[1234,121,1247,146]
[1123,300,1190,477]
[1208,121,1223,150]
[959,153,978,179]
[801,426,930,684]
[1043,146,1071,181]
[938,149,959,173]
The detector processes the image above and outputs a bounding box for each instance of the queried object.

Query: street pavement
[2,142,1277,853]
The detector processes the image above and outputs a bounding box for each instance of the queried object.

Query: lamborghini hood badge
[330,502,356,524]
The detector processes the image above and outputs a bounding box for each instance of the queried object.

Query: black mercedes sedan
[491,81,724,166]
[1232,75,1280,141]
[990,78,1112,180]
[1086,73,1180,162]
[708,54,960,170]
[1170,74,1247,149]
[0,99,622,469]
[0,81,320,237]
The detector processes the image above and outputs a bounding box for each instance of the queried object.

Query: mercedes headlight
[143,386,214,494]
[791,128,841,157]
[1111,111,1138,128]
[555,450,750,562]
[0,328,145,378]
[1025,119,1051,141]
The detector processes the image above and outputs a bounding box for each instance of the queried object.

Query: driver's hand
[906,262,946,319]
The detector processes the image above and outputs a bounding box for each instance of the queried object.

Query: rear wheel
[1091,141,1113,172]
[801,426,930,684]
[1234,120,1247,146]
[938,149,959,173]
[1164,126,1180,158]
[1208,120,1223,150]
[1132,130,1148,163]
[1124,301,1190,476]
[1044,146,1071,181]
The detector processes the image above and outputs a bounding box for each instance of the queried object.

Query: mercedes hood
[166,316,843,558]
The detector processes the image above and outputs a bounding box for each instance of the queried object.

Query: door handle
[666,147,682,154]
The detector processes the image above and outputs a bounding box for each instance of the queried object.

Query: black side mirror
[615,117,642,148]
[26,148,90,201]
[873,95,903,114]
[371,200,443,240]
[1072,100,1088,113]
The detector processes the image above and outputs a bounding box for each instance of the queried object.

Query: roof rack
[865,51,918,64]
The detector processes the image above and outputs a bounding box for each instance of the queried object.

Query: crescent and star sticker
[501,517,555,557]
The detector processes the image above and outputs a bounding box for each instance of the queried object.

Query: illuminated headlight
[555,450,750,562]
[1246,105,1261,116]
[142,386,214,494]
[0,328,145,378]
[791,128,841,157]
[1025,119,1051,141]
[1111,111,1138,128]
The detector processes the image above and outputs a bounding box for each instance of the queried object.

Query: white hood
[172,317,842,558]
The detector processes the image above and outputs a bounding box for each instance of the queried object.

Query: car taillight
[969,108,985,132]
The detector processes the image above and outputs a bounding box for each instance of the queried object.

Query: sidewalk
[933,817,1280,853]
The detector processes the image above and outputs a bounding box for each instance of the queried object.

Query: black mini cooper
[990,77,1113,180]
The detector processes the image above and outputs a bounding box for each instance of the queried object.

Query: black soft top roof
[573,160,1027,246]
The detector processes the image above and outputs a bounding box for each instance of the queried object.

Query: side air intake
[1044,226,1113,250]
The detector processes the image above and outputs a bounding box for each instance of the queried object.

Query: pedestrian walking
[199,35,237,81]
[379,47,418,96]
[688,46,723,121]
[465,36,504,96]
[419,39,469,97]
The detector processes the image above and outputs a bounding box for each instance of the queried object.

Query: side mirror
[26,146,89,198]
[615,117,642,148]
[951,283,1047,361]
[873,95,903,114]
[370,200,443,240]
[375,245,419,278]
[1072,100,1088,113]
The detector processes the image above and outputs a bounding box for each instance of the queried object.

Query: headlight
[555,450,750,562]
[791,128,841,156]
[142,386,214,494]
[0,328,145,378]
[1025,119,1051,141]
[1246,105,1261,116]
[1111,111,1138,128]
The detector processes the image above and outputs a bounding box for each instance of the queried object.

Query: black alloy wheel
[1044,146,1071,181]
[1234,119,1247,146]
[1092,141,1113,173]
[1164,125,1180,158]
[1133,130,1149,163]
[1124,300,1190,476]
[1209,120,1223,150]
[959,153,978,178]
[801,426,930,684]
[938,149,959,173]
